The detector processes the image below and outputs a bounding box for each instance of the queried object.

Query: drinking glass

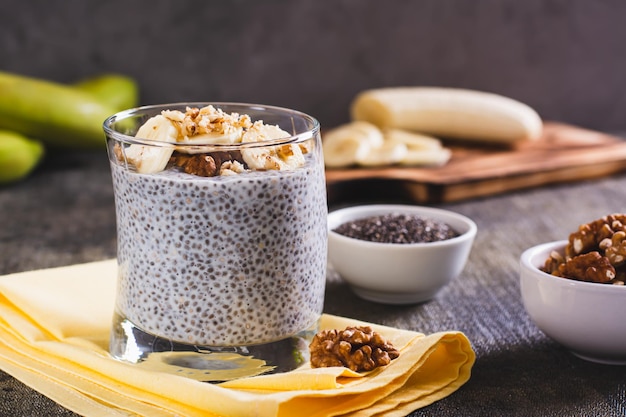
[103,103,327,381]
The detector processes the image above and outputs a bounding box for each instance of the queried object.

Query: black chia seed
[333,213,459,244]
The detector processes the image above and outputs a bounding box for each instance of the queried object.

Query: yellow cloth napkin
[0,260,475,417]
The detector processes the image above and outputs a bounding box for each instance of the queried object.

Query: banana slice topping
[241,121,303,170]
[124,115,178,173]
[118,105,307,174]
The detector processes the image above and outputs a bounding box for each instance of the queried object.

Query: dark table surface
[1,149,625,417]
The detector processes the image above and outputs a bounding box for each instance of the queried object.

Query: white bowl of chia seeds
[328,204,477,304]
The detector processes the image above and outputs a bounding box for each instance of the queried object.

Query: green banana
[0,71,120,149]
[73,73,139,112]
[0,130,44,184]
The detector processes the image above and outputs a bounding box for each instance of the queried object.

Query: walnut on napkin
[309,326,400,372]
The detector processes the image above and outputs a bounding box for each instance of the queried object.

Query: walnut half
[170,151,245,177]
[309,326,400,372]
[557,251,616,283]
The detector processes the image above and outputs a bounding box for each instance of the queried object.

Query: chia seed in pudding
[111,160,327,346]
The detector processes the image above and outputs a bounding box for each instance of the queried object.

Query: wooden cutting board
[325,122,626,204]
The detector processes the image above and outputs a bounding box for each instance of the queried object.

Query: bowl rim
[328,204,477,248]
[520,240,626,292]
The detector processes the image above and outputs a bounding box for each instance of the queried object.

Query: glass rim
[103,102,320,149]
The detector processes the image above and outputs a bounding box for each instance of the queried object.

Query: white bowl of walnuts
[520,214,626,365]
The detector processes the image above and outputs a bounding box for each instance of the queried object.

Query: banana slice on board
[383,128,451,166]
[322,121,384,168]
[357,140,408,167]
[323,122,452,168]
[351,87,542,143]
[124,115,179,173]
[383,128,443,150]
[401,147,452,166]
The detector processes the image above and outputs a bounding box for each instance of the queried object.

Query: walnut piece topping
[543,214,626,285]
[163,105,252,139]
[219,160,246,176]
[170,151,245,177]
[309,326,400,372]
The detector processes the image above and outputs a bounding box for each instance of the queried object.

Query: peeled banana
[0,71,121,149]
[351,87,543,143]
[0,130,44,184]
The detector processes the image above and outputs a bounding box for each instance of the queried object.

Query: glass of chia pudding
[103,103,327,381]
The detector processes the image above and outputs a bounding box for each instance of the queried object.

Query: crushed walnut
[171,151,245,177]
[163,105,252,139]
[309,326,400,372]
[556,251,615,284]
[542,214,626,285]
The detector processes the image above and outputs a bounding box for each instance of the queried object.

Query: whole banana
[72,73,139,112]
[0,71,132,149]
[0,130,44,184]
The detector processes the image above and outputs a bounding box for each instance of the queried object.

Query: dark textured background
[1,1,626,416]
[1,0,626,131]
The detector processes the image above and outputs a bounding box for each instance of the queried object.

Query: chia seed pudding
[107,104,327,348]
[112,159,326,346]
